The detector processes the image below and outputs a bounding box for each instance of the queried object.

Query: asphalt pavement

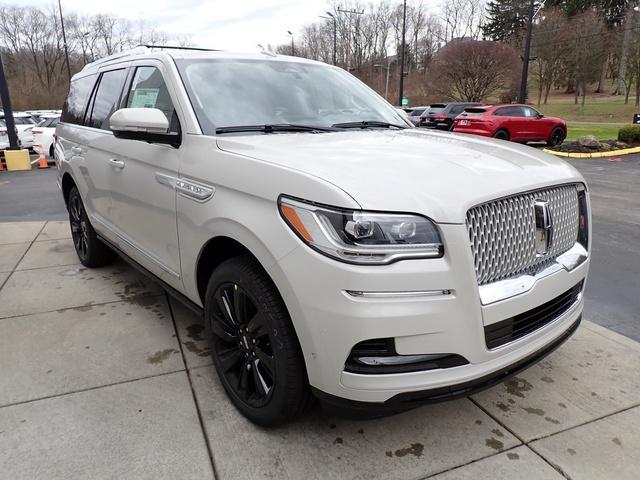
[0,153,638,340]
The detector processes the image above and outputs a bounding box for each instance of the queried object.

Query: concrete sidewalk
[1,221,639,479]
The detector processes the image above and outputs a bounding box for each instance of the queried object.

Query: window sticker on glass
[129,88,159,108]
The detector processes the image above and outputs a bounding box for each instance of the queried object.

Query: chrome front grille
[466,184,580,285]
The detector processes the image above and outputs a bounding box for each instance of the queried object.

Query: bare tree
[532,8,569,105]
[566,11,605,106]
[428,39,520,101]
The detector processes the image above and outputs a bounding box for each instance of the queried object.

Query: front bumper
[271,223,589,404]
[314,315,581,414]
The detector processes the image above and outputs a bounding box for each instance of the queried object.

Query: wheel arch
[195,235,267,305]
[61,172,76,208]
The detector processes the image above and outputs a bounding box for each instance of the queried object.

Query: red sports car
[452,104,567,146]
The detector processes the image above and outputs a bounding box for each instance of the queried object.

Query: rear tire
[547,127,566,146]
[68,187,116,268]
[493,129,510,141]
[205,255,313,427]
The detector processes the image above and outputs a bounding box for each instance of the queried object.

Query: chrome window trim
[478,242,587,305]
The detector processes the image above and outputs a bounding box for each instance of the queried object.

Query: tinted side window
[61,74,97,125]
[494,106,523,117]
[450,105,465,115]
[523,107,539,117]
[126,67,176,123]
[88,69,127,130]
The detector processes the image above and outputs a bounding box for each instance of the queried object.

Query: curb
[543,146,640,158]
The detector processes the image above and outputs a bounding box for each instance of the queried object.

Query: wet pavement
[0,221,638,479]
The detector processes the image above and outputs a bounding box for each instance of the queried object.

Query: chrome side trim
[155,173,215,202]
[345,289,452,299]
[155,172,176,189]
[175,179,214,201]
[479,243,588,305]
[91,214,181,279]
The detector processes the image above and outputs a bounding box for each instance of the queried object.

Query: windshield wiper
[331,120,408,130]
[215,124,336,134]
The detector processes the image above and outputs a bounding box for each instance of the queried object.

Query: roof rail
[140,44,220,52]
[81,46,148,71]
[79,45,220,74]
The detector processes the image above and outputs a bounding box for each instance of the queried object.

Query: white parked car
[0,112,36,149]
[0,119,21,150]
[56,47,591,426]
[33,114,60,161]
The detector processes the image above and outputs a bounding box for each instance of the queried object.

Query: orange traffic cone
[37,145,49,169]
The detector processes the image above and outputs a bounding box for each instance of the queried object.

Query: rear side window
[449,105,467,115]
[494,106,524,117]
[463,108,486,115]
[88,69,127,130]
[411,108,426,116]
[61,74,97,125]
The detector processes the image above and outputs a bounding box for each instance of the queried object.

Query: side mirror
[538,113,544,119]
[110,108,180,147]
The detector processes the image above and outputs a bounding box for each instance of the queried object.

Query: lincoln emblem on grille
[533,200,553,255]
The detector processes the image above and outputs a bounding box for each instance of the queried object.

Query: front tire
[493,129,510,141]
[205,255,312,427]
[68,187,116,268]
[547,127,566,146]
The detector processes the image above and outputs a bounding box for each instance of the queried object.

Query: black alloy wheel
[493,129,510,141]
[210,282,275,408]
[548,127,566,146]
[69,192,89,261]
[67,186,116,267]
[205,255,312,426]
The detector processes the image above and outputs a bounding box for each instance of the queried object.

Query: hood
[217,129,583,224]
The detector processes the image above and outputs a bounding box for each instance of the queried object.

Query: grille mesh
[466,184,579,285]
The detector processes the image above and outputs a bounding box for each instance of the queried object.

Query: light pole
[57,0,72,81]
[287,30,295,56]
[0,50,20,149]
[326,12,337,66]
[398,0,407,106]
[517,0,535,103]
[374,63,391,100]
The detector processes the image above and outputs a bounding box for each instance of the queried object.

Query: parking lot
[0,156,639,479]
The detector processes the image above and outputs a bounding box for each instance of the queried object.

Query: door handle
[108,158,125,169]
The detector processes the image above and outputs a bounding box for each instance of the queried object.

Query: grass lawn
[566,123,620,141]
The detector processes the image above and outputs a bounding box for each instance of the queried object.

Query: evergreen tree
[482,0,535,42]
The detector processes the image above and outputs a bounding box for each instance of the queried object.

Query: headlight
[278,196,443,264]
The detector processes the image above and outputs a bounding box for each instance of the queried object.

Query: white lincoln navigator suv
[56,46,590,426]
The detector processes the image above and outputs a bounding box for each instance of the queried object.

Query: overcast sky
[22,0,361,52]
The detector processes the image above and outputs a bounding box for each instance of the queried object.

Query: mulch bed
[549,139,634,154]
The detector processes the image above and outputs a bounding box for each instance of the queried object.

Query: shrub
[617,125,640,143]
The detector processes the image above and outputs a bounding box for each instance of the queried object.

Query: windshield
[176,58,408,134]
